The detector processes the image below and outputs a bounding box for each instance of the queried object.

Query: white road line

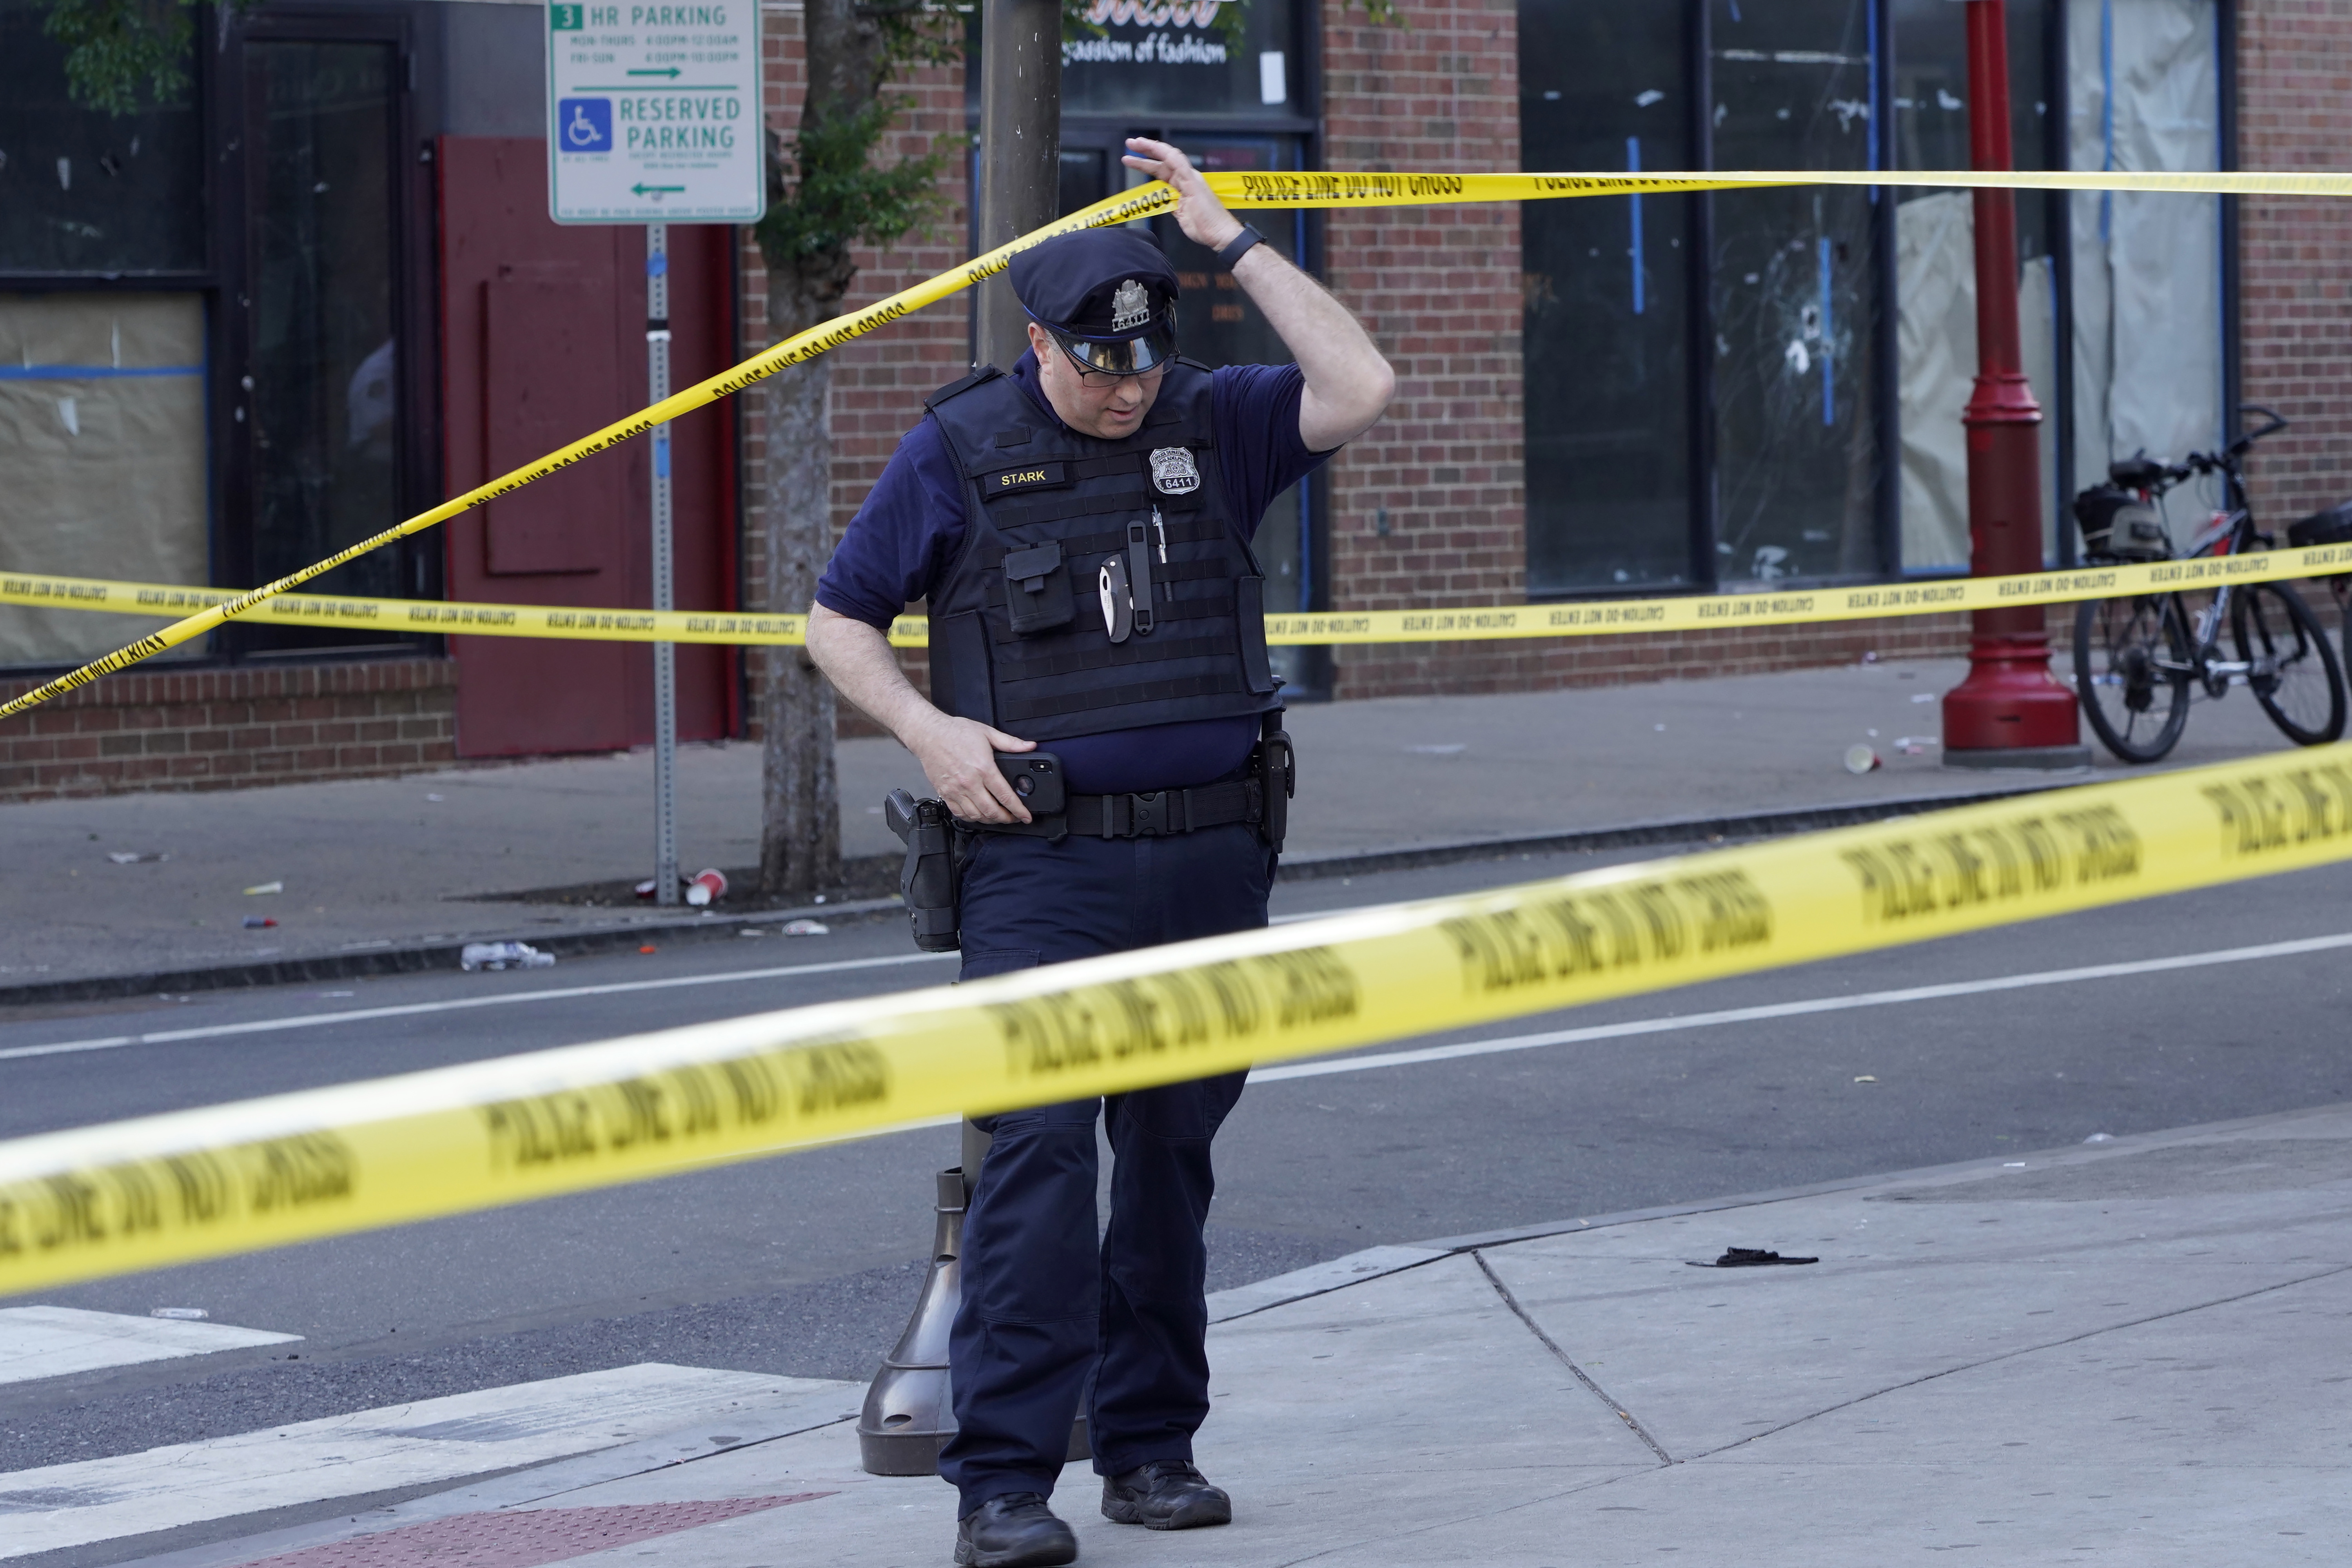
[0,1363,848,1559]
[0,952,957,1065]
[11,922,2346,1094]
[1248,930,2352,1084]
[0,896,1410,1067]
[0,1307,298,1387]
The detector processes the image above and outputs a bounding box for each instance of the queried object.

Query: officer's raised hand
[1120,136,1247,252]
[1121,137,1394,452]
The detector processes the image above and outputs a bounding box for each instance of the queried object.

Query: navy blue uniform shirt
[817,350,1333,793]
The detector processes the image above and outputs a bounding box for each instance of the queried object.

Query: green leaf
[42,0,201,114]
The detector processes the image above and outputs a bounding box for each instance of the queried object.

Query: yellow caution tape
[5,164,2341,723]
[5,740,2351,1294]
[9,542,2350,652]
[1213,167,2352,209]
[0,573,928,649]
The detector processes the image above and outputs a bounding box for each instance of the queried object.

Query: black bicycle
[2071,407,2348,764]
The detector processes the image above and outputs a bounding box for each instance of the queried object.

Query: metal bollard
[857,1166,969,1475]
[856,1127,1090,1475]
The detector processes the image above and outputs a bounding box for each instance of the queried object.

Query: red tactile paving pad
[236,1495,834,1568]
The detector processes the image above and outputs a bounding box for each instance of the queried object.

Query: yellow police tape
[4,164,2347,720]
[9,541,2351,652]
[5,740,2350,1294]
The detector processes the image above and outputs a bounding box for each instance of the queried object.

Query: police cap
[1010,228,1180,378]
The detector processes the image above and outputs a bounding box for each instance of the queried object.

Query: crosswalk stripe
[0,1363,848,1559]
[0,1306,298,1387]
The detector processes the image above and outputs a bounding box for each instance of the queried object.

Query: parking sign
[546,0,763,224]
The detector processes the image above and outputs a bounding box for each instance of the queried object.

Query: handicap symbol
[559,98,612,152]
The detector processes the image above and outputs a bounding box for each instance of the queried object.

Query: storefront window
[2067,0,2222,553]
[0,0,206,274]
[1708,0,1884,586]
[244,41,404,599]
[1519,1,2222,593]
[1891,0,2058,570]
[1518,0,1692,595]
[0,294,210,665]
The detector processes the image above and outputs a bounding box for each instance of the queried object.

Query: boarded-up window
[0,293,209,666]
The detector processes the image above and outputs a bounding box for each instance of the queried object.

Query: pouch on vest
[1001,541,1074,635]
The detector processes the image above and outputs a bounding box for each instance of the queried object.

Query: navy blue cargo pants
[938,820,1271,1517]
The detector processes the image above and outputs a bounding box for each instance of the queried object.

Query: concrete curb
[0,898,907,1009]
[0,781,2072,1009]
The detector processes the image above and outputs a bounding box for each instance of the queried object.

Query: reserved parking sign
[546,0,764,224]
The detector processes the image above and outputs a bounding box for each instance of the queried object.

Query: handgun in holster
[885,788,961,952]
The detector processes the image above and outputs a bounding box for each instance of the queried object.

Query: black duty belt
[969,777,1263,841]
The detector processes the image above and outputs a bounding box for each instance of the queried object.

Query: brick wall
[740,0,965,735]
[0,659,457,803]
[1317,0,1530,699]
[2236,0,2352,526]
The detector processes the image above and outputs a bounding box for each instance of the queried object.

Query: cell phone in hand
[995,751,1065,815]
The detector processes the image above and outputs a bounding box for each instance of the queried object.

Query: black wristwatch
[1215,224,1264,269]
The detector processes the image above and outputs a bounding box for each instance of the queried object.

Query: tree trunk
[753,0,891,902]
[756,287,842,902]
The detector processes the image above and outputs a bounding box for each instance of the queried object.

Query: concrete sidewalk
[0,657,2299,991]
[120,1100,2352,1566]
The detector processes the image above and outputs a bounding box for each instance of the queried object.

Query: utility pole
[973,0,1061,370]
[1942,0,2089,769]
[960,0,1060,1177]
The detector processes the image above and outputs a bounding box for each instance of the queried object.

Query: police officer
[807,138,1394,1568]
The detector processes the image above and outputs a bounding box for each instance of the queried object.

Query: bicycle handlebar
[2147,407,2291,492]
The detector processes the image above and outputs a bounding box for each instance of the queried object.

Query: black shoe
[1100,1459,1233,1531]
[954,1493,1078,1568]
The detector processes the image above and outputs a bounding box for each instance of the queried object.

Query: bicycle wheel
[2232,581,2348,745]
[2074,595,2194,764]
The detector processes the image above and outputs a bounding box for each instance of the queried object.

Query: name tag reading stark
[985,463,1067,492]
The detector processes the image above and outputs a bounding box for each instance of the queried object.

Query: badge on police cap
[1150,446,1201,495]
[1111,279,1152,334]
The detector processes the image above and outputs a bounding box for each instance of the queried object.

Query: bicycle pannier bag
[2287,500,2352,550]
[2074,486,2170,562]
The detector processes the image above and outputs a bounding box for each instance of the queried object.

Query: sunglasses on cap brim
[1051,323,1178,378]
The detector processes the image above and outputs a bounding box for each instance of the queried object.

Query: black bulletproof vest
[922,361,1280,742]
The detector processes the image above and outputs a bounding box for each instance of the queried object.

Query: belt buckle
[1128,791,1169,837]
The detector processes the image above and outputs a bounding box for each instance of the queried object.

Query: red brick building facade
[0,0,2334,799]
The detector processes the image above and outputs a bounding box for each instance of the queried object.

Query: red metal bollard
[1942,0,2091,769]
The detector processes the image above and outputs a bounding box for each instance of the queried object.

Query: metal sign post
[647,224,678,905]
[546,1,760,904]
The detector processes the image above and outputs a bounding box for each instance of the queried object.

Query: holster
[885,788,962,952]
[1254,711,1295,853]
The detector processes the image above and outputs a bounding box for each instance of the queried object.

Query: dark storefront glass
[245,41,403,597]
[0,0,206,274]
[1518,0,1691,595]
[1153,140,1312,613]
[1891,0,2051,253]
[1709,0,1884,585]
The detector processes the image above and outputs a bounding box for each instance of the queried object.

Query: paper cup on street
[1843,744,1881,775]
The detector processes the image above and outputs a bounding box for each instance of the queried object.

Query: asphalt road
[5,843,2350,1483]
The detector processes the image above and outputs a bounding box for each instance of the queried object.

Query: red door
[438,137,737,756]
